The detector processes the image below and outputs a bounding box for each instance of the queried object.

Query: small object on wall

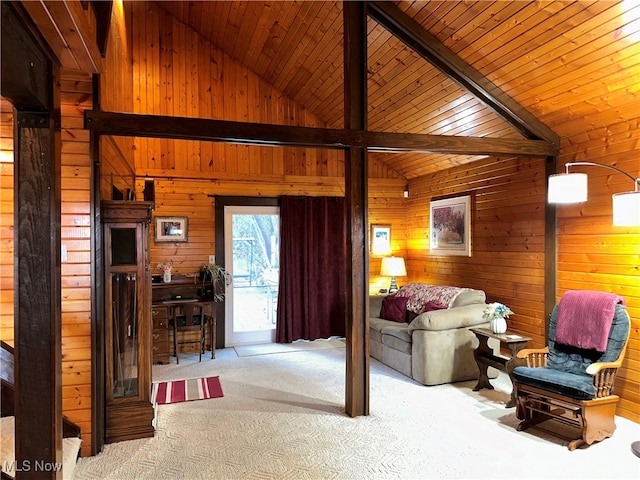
[429,195,472,256]
[155,217,188,242]
[370,224,391,255]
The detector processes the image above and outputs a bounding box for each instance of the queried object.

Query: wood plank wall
[0,72,94,455]
[101,0,135,180]
[406,157,546,344]
[137,169,407,289]
[127,1,346,177]
[60,68,94,456]
[555,152,639,423]
[406,155,639,422]
[0,99,13,344]
[125,0,408,289]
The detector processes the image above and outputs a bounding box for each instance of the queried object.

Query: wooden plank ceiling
[156,1,640,179]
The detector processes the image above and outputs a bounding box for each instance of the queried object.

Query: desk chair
[170,303,206,364]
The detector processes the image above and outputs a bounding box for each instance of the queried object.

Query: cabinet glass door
[110,272,139,397]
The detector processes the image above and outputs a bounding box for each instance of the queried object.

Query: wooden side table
[470,327,532,408]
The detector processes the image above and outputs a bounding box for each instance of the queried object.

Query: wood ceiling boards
[153,1,639,179]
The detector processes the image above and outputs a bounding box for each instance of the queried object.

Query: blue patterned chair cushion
[513,366,596,400]
[513,303,629,400]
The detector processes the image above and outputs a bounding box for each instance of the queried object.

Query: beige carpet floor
[74,343,640,479]
[234,338,346,357]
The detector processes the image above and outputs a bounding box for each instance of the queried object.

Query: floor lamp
[548,161,640,226]
[550,161,640,456]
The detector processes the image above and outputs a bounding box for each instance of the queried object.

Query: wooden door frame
[213,196,279,350]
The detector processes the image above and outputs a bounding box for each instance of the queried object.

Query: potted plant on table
[199,263,226,302]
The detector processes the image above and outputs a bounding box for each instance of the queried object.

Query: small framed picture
[370,224,392,255]
[430,195,471,256]
[155,216,188,243]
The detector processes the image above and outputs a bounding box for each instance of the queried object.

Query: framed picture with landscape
[429,195,471,256]
[155,216,188,243]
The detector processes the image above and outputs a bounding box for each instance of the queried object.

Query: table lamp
[380,256,407,293]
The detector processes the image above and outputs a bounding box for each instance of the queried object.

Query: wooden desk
[470,327,531,408]
[152,276,217,363]
[152,299,216,361]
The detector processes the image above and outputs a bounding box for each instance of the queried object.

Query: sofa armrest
[407,303,487,332]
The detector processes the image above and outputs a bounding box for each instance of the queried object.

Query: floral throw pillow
[380,295,409,323]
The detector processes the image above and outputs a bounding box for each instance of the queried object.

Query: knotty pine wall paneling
[124,0,408,290]
[555,151,639,422]
[0,73,94,455]
[100,0,135,193]
[406,157,547,346]
[407,154,639,422]
[127,1,347,178]
[139,166,408,287]
[0,99,13,344]
[60,68,94,456]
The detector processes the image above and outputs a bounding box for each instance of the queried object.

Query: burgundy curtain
[276,196,346,343]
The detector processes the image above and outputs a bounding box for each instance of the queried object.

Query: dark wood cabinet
[102,201,155,443]
[151,305,170,364]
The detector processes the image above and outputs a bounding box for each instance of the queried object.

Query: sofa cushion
[408,304,488,332]
[370,317,398,343]
[451,289,486,307]
[381,325,411,343]
[381,325,412,355]
[380,295,408,323]
[395,283,485,313]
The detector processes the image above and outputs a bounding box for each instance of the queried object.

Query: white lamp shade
[380,257,407,277]
[548,173,588,203]
[612,191,640,226]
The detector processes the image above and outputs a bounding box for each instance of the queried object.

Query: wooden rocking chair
[512,291,630,450]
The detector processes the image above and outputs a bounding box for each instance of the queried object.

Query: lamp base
[389,277,398,293]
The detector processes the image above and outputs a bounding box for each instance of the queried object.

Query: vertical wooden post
[90,73,105,455]
[2,2,62,476]
[343,1,369,417]
[14,107,62,479]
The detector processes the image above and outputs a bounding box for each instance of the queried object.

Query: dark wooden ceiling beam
[367,1,560,148]
[84,110,557,157]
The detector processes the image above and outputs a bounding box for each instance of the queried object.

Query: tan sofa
[370,284,497,385]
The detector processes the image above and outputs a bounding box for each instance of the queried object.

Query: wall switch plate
[208,255,215,264]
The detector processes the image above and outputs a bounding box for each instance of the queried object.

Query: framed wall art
[370,224,391,255]
[154,216,188,243]
[429,195,471,256]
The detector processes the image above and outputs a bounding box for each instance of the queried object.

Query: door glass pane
[111,228,137,265]
[231,213,279,334]
[111,272,139,397]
